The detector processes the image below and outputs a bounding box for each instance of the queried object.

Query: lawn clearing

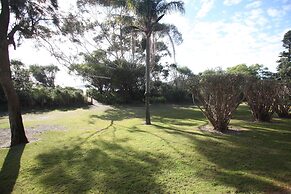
[0,104,291,193]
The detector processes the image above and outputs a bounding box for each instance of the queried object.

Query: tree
[277,30,291,80]
[29,65,59,88]
[127,0,184,124]
[227,64,251,75]
[200,67,225,76]
[0,0,59,146]
[189,74,245,132]
[227,64,275,79]
[244,78,278,122]
[11,60,32,92]
[72,52,145,104]
[172,65,193,89]
[70,9,146,104]
[76,0,184,124]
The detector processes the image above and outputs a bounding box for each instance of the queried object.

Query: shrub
[273,82,291,118]
[150,96,166,104]
[189,74,245,132]
[244,78,278,122]
[14,86,87,109]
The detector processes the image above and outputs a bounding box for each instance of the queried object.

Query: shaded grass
[0,104,291,193]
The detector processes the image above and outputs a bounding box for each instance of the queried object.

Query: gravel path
[0,125,66,148]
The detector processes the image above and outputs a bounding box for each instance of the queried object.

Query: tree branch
[7,25,21,49]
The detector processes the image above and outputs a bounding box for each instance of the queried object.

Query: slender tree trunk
[0,1,28,146]
[145,33,151,125]
[0,43,28,146]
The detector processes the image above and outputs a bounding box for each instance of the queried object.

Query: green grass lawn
[0,104,291,193]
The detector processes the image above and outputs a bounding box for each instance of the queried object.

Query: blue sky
[163,0,291,73]
[10,0,291,86]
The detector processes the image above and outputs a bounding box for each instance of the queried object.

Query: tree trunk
[145,33,151,125]
[0,41,28,147]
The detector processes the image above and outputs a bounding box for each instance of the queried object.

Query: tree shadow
[90,104,206,125]
[153,121,291,192]
[0,144,26,194]
[29,135,167,193]
[113,104,291,193]
[89,105,144,122]
[193,134,291,192]
[191,117,291,193]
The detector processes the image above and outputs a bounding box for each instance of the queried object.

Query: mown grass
[0,104,291,193]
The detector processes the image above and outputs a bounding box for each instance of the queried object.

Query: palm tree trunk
[145,33,151,125]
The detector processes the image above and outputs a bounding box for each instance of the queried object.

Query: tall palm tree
[131,0,185,124]
[78,0,184,124]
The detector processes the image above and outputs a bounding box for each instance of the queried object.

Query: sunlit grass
[0,104,290,193]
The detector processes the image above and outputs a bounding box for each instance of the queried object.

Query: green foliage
[227,64,251,75]
[200,67,225,76]
[282,30,291,49]
[29,64,59,88]
[25,86,86,108]
[227,64,274,79]
[277,30,291,80]
[151,81,192,104]
[0,60,86,109]
[10,60,32,92]
[4,0,59,47]
[73,57,145,104]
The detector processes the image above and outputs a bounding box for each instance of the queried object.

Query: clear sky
[10,0,291,87]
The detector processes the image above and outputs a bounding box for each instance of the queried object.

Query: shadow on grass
[90,104,206,125]
[30,136,166,193]
[4,104,288,193]
[189,106,291,192]
[102,104,291,193]
[192,131,291,193]
[0,144,26,194]
[139,122,291,192]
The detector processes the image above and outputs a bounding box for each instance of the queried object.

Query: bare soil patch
[197,125,245,135]
[0,125,66,148]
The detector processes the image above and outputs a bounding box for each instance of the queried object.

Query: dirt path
[0,125,66,148]
[0,102,109,148]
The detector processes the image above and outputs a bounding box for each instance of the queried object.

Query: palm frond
[157,1,185,15]
[153,23,183,63]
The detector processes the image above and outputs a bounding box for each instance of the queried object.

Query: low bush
[244,78,278,122]
[189,74,245,132]
[273,82,291,118]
